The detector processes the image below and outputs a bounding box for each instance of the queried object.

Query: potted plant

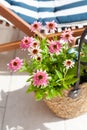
[7,21,87,119]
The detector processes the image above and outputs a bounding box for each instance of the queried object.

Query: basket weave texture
[44,83,87,119]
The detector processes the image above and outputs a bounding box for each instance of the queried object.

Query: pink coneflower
[61,28,75,44]
[28,46,42,58]
[63,59,75,69]
[7,57,23,72]
[30,21,42,32]
[33,70,49,87]
[31,40,40,48]
[20,36,34,50]
[36,54,42,61]
[59,38,67,44]
[49,40,61,54]
[46,21,57,31]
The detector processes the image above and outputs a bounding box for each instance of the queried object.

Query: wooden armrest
[0,4,45,39]
[46,27,85,38]
[0,28,85,52]
[0,3,33,36]
[0,41,20,52]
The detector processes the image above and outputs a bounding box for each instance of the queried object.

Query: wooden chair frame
[0,4,86,52]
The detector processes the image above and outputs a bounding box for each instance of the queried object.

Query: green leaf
[65,74,75,80]
[35,90,44,101]
[46,93,53,99]
[26,85,36,93]
[55,70,63,79]
[66,66,77,76]
[63,82,69,89]
[19,66,27,72]
[57,90,63,97]
[26,76,32,82]
[26,78,31,82]
[66,78,78,85]
[46,88,57,99]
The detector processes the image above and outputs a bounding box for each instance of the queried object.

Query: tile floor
[0,49,87,130]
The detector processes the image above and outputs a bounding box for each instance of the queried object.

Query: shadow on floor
[0,86,64,130]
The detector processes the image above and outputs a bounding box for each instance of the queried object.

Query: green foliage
[18,36,86,101]
[24,38,86,100]
[80,43,87,62]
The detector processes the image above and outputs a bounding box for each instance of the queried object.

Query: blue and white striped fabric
[1,0,87,28]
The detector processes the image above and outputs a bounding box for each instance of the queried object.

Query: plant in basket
[7,21,87,101]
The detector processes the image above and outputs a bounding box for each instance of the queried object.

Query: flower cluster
[7,21,86,100]
[30,21,57,33]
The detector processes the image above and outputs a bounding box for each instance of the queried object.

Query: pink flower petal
[7,57,23,72]
[20,36,34,49]
[30,21,42,32]
[33,70,49,87]
[49,40,61,54]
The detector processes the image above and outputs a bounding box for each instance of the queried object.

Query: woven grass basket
[44,83,87,119]
[44,28,87,119]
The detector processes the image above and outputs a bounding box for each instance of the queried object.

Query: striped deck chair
[0,0,87,52]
